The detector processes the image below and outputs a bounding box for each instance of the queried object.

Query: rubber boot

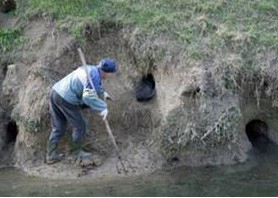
[70,141,92,163]
[46,143,61,165]
[76,150,92,159]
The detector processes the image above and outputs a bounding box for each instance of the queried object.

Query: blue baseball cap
[99,58,117,73]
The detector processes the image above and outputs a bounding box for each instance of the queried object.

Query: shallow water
[1,145,278,196]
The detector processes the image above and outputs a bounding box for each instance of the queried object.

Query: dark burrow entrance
[135,73,156,102]
[246,119,274,151]
[5,120,18,145]
[0,0,16,13]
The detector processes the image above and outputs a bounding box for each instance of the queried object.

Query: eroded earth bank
[1,6,278,180]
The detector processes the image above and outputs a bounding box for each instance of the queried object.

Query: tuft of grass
[0,28,24,53]
[17,0,103,19]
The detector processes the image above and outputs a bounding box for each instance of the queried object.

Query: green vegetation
[14,0,277,60]
[0,28,23,53]
[21,0,101,19]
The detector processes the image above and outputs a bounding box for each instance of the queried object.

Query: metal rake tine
[116,160,122,174]
[119,155,137,173]
[125,158,136,172]
[119,157,129,173]
[116,157,128,174]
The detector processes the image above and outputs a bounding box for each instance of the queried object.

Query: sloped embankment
[0,12,278,179]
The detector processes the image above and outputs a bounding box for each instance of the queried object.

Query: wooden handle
[77,48,96,90]
[104,119,121,155]
[77,48,87,66]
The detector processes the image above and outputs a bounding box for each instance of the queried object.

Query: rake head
[115,155,136,174]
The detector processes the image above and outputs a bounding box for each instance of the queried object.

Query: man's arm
[82,88,107,112]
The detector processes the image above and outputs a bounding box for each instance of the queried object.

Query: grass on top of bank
[14,0,278,59]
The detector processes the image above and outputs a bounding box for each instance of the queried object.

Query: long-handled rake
[77,48,133,174]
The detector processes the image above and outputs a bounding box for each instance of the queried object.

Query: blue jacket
[52,65,107,112]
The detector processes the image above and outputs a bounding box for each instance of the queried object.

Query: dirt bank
[0,12,278,180]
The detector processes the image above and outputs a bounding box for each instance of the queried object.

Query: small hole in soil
[170,156,180,163]
[2,64,8,77]
[0,0,16,13]
[135,73,156,102]
[181,86,201,97]
[246,119,272,149]
[5,120,18,144]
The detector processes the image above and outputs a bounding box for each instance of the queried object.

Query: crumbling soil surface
[0,12,5,26]
[0,14,278,180]
[0,12,16,28]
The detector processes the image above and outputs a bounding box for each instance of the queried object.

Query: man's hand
[99,109,108,120]
[104,91,113,101]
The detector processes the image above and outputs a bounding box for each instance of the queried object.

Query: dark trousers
[47,90,86,153]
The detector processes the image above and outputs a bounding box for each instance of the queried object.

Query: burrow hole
[246,119,272,149]
[135,73,156,102]
[5,120,18,144]
[0,0,16,13]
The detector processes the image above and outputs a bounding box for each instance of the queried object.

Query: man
[46,58,117,165]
